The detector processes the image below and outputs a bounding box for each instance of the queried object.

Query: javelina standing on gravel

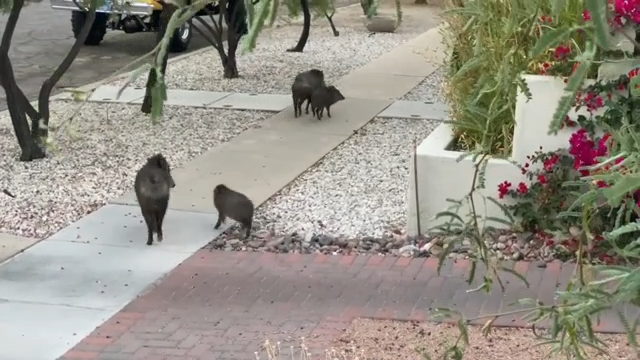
[310,85,345,120]
[213,184,254,238]
[291,69,325,118]
[134,153,176,246]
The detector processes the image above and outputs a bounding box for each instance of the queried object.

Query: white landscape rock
[253,117,441,238]
[111,27,420,94]
[0,100,270,239]
[401,66,446,102]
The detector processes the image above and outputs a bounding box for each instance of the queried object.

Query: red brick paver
[58,252,635,360]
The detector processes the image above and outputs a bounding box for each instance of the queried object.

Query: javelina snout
[310,85,346,121]
[134,153,175,246]
[291,69,326,118]
[213,184,254,239]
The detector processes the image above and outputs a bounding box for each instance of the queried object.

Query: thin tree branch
[193,17,222,51]
[0,0,23,51]
[37,9,97,133]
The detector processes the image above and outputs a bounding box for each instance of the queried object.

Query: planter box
[407,123,522,234]
[512,74,597,164]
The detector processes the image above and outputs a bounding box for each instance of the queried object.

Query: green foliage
[442,0,597,156]
[429,2,640,360]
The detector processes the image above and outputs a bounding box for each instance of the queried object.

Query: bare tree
[141,0,248,114]
[0,0,98,161]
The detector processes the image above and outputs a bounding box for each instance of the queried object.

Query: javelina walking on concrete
[310,85,345,120]
[213,184,254,238]
[134,153,176,246]
[291,69,325,118]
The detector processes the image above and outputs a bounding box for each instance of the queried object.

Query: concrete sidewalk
[81,86,449,120]
[0,23,447,360]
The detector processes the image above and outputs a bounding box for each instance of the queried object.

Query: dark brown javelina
[134,153,176,246]
[213,184,254,238]
[291,69,325,118]
[310,85,345,120]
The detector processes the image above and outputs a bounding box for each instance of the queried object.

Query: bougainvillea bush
[498,67,640,264]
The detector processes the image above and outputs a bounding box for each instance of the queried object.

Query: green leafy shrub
[441,0,595,156]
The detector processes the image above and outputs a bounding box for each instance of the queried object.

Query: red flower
[517,182,528,195]
[582,92,604,112]
[582,10,591,21]
[543,154,559,172]
[537,174,548,185]
[553,45,571,60]
[497,181,512,199]
[629,68,640,78]
[596,180,609,188]
[539,15,553,23]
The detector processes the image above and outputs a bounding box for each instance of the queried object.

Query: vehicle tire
[71,11,109,46]
[167,20,192,53]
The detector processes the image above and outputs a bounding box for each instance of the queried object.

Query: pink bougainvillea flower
[543,154,559,172]
[583,92,604,112]
[582,10,592,21]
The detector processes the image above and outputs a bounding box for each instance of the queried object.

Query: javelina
[291,69,325,118]
[134,153,176,246]
[310,85,345,120]
[213,184,254,238]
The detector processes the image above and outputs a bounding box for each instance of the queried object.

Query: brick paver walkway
[59,251,636,360]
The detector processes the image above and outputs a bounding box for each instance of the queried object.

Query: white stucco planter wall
[512,74,597,164]
[407,123,522,235]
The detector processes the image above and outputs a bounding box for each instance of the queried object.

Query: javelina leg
[156,203,168,242]
[327,106,332,118]
[293,98,298,117]
[241,218,252,239]
[142,212,154,246]
[305,98,312,114]
[214,212,226,230]
[317,107,324,120]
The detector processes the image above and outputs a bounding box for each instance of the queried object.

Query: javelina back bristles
[213,184,254,238]
[311,85,346,120]
[291,69,325,118]
[134,153,176,246]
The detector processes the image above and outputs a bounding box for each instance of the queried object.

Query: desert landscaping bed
[330,318,634,360]
[0,101,270,238]
[111,26,423,94]
[207,117,440,252]
[401,66,446,102]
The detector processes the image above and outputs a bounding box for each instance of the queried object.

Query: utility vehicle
[50,0,220,52]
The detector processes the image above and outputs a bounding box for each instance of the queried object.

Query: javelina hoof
[146,239,153,246]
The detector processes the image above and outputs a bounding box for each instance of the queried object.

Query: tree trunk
[414,0,428,4]
[141,3,177,114]
[287,0,311,52]
[0,0,45,161]
[37,10,96,139]
[224,25,240,79]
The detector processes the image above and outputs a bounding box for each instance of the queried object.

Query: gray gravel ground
[252,117,441,238]
[401,66,446,102]
[112,26,420,94]
[0,101,270,238]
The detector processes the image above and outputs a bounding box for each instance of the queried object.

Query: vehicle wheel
[71,11,109,46]
[167,20,192,53]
